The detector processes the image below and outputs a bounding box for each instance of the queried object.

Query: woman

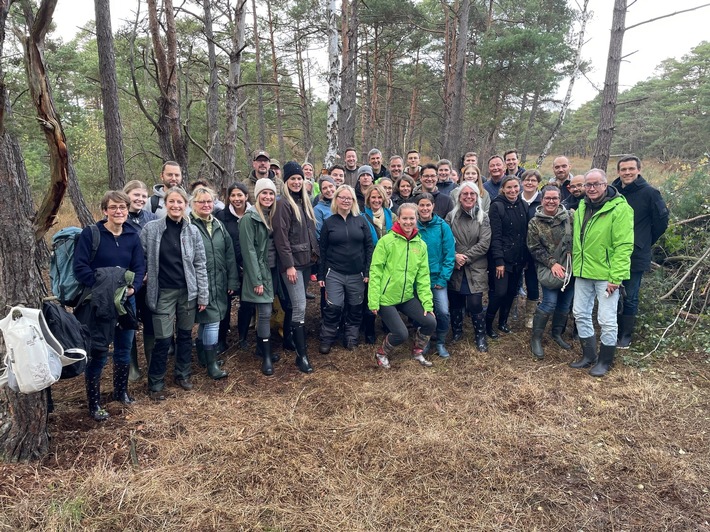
[486,176,528,339]
[141,187,209,400]
[455,164,490,213]
[520,169,542,328]
[74,191,146,421]
[318,185,374,353]
[368,203,436,369]
[215,182,252,350]
[527,185,574,360]
[314,176,336,239]
[361,184,396,344]
[272,161,319,374]
[416,193,455,358]
[190,186,239,379]
[377,176,395,210]
[123,180,157,382]
[302,162,319,198]
[446,182,491,352]
[239,178,281,376]
[392,175,415,214]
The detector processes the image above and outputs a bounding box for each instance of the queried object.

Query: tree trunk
[201,0,223,189]
[295,27,313,160]
[520,90,539,164]
[266,0,285,162]
[324,0,340,169]
[94,0,125,190]
[368,26,380,149]
[359,29,370,159]
[383,54,393,158]
[592,0,626,173]
[404,49,420,151]
[251,0,266,149]
[223,0,247,182]
[338,0,358,153]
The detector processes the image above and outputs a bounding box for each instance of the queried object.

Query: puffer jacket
[527,205,572,269]
[416,214,455,288]
[239,208,275,304]
[488,194,528,270]
[572,186,634,285]
[368,222,433,312]
[445,207,491,293]
[191,213,240,323]
[140,216,209,312]
[272,195,319,271]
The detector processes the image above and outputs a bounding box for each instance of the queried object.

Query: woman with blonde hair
[456,164,490,212]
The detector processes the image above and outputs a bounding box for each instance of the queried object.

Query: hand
[606,282,619,296]
[496,265,505,279]
[318,280,325,288]
[455,253,468,268]
[363,277,369,284]
[254,285,264,296]
[424,311,435,318]
[286,267,298,284]
[433,284,443,290]
[126,287,135,297]
[371,309,378,316]
[198,304,207,312]
[551,263,566,279]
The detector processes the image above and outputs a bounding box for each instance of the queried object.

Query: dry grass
[1,305,708,531]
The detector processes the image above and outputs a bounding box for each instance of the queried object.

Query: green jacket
[572,187,634,285]
[191,214,240,323]
[238,208,275,304]
[368,223,433,312]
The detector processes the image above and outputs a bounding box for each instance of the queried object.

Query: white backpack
[0,306,86,394]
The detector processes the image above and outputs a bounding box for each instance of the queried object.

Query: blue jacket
[314,198,333,239]
[417,215,455,288]
[363,207,395,246]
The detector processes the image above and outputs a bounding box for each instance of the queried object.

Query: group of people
[72,148,668,421]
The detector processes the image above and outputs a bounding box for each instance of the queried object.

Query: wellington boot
[196,338,206,367]
[282,308,296,351]
[292,323,313,374]
[204,345,228,380]
[616,314,636,349]
[525,299,538,329]
[112,363,135,405]
[473,313,488,353]
[129,339,141,382]
[550,312,572,350]
[530,310,551,360]
[570,336,597,369]
[258,337,274,376]
[86,372,108,422]
[589,343,615,377]
[485,314,499,339]
[450,307,464,343]
[435,341,450,359]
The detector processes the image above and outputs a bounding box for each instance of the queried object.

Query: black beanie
[283,161,304,180]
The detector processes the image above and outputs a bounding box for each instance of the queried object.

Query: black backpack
[42,300,90,379]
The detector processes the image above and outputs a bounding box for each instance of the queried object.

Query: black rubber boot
[292,323,313,374]
[498,304,512,334]
[570,336,597,369]
[195,338,206,367]
[258,336,274,376]
[129,338,141,382]
[450,307,464,343]
[236,301,254,349]
[112,363,135,405]
[616,314,636,349]
[282,308,296,351]
[590,343,615,377]
[551,312,572,350]
[362,311,377,344]
[530,310,551,360]
[204,344,228,380]
[473,313,488,352]
[86,371,108,421]
[485,314,499,339]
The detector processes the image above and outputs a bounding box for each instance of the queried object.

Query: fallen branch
[660,246,710,300]
[671,213,710,226]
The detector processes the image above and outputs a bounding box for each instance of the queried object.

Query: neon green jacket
[572,187,634,285]
[368,222,433,312]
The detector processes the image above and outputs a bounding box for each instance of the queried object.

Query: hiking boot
[175,377,193,391]
[412,353,433,367]
[376,335,394,369]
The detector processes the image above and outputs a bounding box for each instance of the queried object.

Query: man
[242,150,284,204]
[463,151,478,168]
[570,169,634,377]
[562,174,585,211]
[483,155,506,198]
[389,155,404,180]
[436,159,456,196]
[355,165,374,210]
[343,147,359,188]
[146,161,185,217]
[270,159,282,179]
[329,164,346,187]
[611,155,669,349]
[550,156,573,202]
[368,148,390,179]
[405,150,422,181]
[414,164,454,219]
[504,150,524,178]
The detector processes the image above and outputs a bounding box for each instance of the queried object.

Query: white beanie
[254,178,277,198]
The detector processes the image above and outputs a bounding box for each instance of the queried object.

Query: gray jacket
[140,216,209,311]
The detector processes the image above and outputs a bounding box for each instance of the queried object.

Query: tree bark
[338,0,358,154]
[94,0,125,190]
[266,0,285,162]
[251,0,266,149]
[404,49,420,151]
[223,0,247,182]
[324,0,340,169]
[200,0,223,189]
[294,26,313,161]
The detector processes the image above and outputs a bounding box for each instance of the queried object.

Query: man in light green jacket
[570,169,634,377]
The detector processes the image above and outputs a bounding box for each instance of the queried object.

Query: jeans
[621,270,644,316]
[379,298,436,346]
[573,278,619,346]
[538,280,575,314]
[281,268,307,323]
[431,286,450,339]
[197,322,220,347]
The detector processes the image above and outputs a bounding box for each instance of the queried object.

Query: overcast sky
[52,0,709,109]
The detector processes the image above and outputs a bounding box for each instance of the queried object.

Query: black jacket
[215,207,244,269]
[611,175,669,272]
[318,213,374,279]
[488,194,529,269]
[413,188,454,220]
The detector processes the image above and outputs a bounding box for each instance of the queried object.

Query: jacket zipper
[401,239,410,302]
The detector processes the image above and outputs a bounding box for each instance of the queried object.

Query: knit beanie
[283,161,304,180]
[319,175,335,188]
[357,165,374,178]
[254,178,277,198]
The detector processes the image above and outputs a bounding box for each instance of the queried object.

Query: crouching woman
[367,203,436,369]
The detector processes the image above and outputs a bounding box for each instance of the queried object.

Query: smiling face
[379,179,393,199]
[258,189,275,209]
[286,174,303,194]
[335,189,355,215]
[542,189,561,216]
[398,181,412,198]
[229,188,247,211]
[302,164,314,179]
[193,192,214,218]
[320,181,336,199]
[103,199,128,227]
[420,168,438,192]
[165,191,187,221]
[398,207,417,236]
[568,175,585,198]
[253,156,270,178]
[501,179,520,202]
[437,164,451,183]
[459,188,478,210]
[127,188,148,212]
[407,152,420,168]
[464,153,477,166]
[369,152,382,170]
[505,152,519,172]
[463,167,479,182]
[553,156,571,183]
[618,159,640,187]
[161,164,182,188]
[417,199,434,221]
[522,174,539,194]
[584,171,607,201]
[389,158,404,178]
[488,157,505,182]
[368,190,384,211]
[330,168,345,186]
[344,150,358,170]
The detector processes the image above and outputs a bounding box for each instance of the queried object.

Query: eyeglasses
[522,178,538,183]
[337,196,354,202]
[543,198,560,202]
[194,200,214,205]
[106,205,128,212]
[584,182,606,189]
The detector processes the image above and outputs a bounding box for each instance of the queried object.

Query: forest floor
[1,294,708,531]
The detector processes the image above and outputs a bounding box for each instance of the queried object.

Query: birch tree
[324,0,340,169]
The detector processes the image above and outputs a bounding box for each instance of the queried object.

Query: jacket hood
[417,214,444,229]
[534,204,569,223]
[391,220,418,240]
[584,184,620,209]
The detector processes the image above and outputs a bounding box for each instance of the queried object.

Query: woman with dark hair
[214,181,252,351]
[141,187,209,400]
[368,203,436,369]
[446,182,491,352]
[520,169,542,328]
[190,186,239,380]
[318,185,374,353]
[486,175,528,339]
[74,190,146,421]
[391,175,415,214]
[272,161,319,373]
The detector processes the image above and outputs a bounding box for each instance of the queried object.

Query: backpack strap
[151,195,160,213]
[89,224,100,262]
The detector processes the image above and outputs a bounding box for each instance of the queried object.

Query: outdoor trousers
[487,267,523,324]
[281,268,308,323]
[321,269,366,345]
[378,298,436,347]
[573,278,619,346]
[621,270,644,316]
